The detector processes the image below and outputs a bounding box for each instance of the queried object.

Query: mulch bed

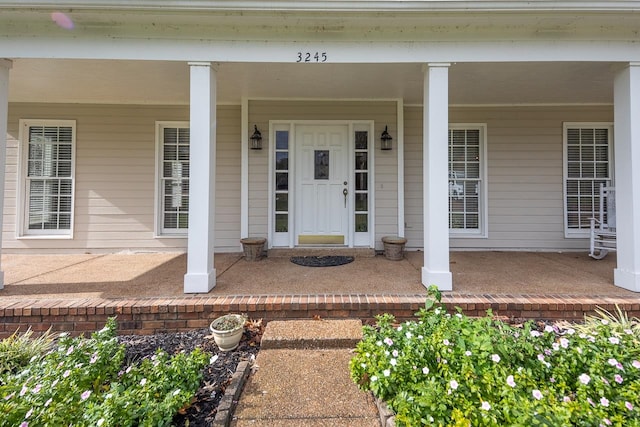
[117,320,263,426]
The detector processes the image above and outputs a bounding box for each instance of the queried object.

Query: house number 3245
[296,52,328,63]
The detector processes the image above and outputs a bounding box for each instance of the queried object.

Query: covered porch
[1,250,639,338]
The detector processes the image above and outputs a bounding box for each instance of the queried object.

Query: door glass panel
[355,172,368,191]
[355,131,368,150]
[275,193,288,211]
[275,173,288,191]
[314,150,329,180]
[275,152,288,170]
[275,131,289,150]
[355,152,367,170]
[275,214,288,232]
[355,193,367,211]
[355,214,368,232]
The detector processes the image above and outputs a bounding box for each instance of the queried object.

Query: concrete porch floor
[0,250,633,299]
[1,250,640,337]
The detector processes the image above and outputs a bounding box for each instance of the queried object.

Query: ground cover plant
[0,318,209,426]
[351,287,640,426]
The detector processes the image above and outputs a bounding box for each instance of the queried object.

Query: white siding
[248,100,398,248]
[4,103,241,253]
[404,105,614,250]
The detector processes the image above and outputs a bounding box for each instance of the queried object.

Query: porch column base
[421,267,452,291]
[614,268,640,293]
[184,269,216,293]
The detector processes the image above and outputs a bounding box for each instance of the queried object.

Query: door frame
[268,120,375,249]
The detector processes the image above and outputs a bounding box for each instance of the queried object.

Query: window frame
[155,121,190,238]
[17,119,76,239]
[448,123,488,238]
[563,122,614,238]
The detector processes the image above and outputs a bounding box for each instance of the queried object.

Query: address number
[296,52,328,63]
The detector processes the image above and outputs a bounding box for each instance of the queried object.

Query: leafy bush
[0,318,209,427]
[351,286,640,426]
[0,328,57,380]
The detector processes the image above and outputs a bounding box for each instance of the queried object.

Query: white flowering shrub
[350,286,640,426]
[0,318,209,427]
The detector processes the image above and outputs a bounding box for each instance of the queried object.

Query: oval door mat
[290,255,355,267]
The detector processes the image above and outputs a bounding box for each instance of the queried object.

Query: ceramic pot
[209,314,245,351]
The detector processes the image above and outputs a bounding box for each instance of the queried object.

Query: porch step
[267,247,376,258]
[260,319,364,349]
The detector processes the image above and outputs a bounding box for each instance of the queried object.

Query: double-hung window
[19,120,75,237]
[156,122,190,236]
[448,125,487,237]
[563,123,613,237]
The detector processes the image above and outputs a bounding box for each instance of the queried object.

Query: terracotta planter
[209,314,246,351]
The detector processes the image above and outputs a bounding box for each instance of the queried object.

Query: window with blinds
[564,124,613,236]
[158,123,190,235]
[449,127,485,235]
[21,121,75,236]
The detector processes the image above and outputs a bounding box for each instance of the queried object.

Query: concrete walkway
[231,319,380,426]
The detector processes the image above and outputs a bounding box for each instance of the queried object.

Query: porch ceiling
[8,58,615,105]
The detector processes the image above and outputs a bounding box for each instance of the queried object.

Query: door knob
[343,188,348,207]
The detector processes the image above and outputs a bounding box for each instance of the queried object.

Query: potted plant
[209,314,246,351]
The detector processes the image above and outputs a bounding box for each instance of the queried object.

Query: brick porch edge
[2,293,640,338]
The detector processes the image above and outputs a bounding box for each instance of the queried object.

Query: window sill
[17,234,73,240]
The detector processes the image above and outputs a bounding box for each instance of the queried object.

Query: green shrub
[0,327,57,381]
[351,286,640,426]
[0,318,209,427]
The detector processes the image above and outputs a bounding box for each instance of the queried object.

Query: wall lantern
[250,125,263,150]
[380,125,393,150]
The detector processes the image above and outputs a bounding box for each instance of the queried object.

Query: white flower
[625,401,634,411]
[44,398,52,407]
[552,343,560,351]
[405,332,412,339]
[80,390,91,401]
[140,378,147,386]
[579,374,591,385]
[464,351,472,356]
[456,313,463,318]
[173,389,181,396]
[491,354,501,363]
[563,396,571,403]
[566,328,576,335]
[449,380,459,390]
[601,319,609,325]
[615,374,623,384]
[25,409,32,419]
[422,367,429,375]
[506,375,516,388]
[600,397,610,407]
[632,360,640,369]
[390,358,397,366]
[371,376,378,382]
[383,369,391,377]
[481,401,491,411]
[383,337,393,346]
[443,339,450,346]
[530,331,541,337]
[559,338,569,349]
[624,329,633,335]
[607,358,619,367]
[532,390,543,400]
[397,326,403,332]
[392,350,399,357]
[544,325,554,333]
[609,337,620,345]
[97,419,105,426]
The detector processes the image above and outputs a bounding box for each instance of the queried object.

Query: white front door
[295,124,350,245]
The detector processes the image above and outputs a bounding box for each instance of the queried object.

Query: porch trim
[396,99,405,238]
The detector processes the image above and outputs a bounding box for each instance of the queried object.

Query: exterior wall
[248,100,398,248]
[4,103,241,253]
[405,105,614,250]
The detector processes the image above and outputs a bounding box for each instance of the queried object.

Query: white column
[0,60,12,290]
[184,62,217,293]
[613,63,640,292]
[422,63,452,291]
